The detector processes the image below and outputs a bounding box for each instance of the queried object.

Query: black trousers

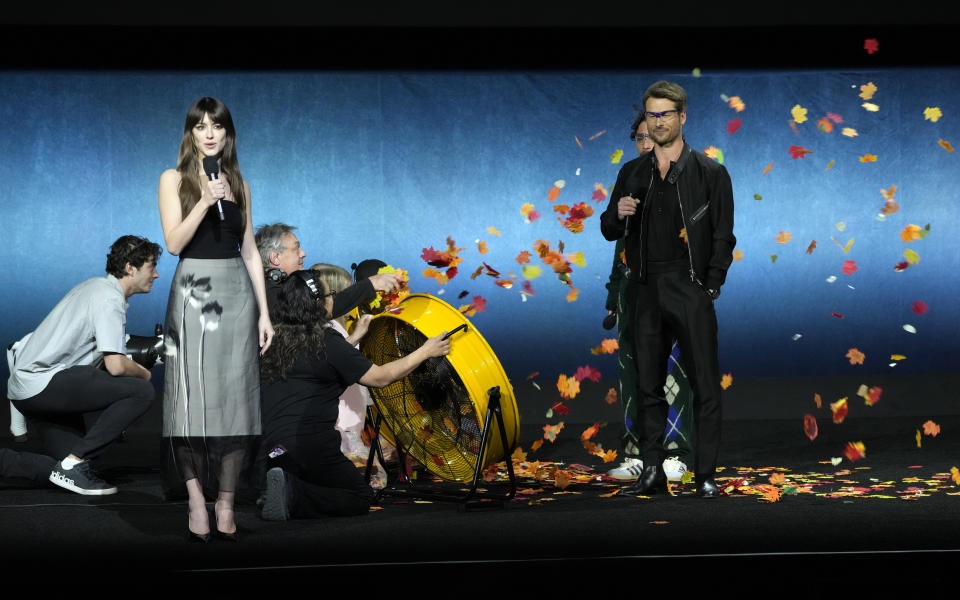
[626,270,722,481]
[4,365,154,481]
[270,428,375,518]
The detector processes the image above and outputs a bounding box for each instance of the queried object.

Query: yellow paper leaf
[566,251,586,267]
[733,249,744,262]
[729,96,745,112]
[842,127,859,137]
[791,104,808,124]
[825,159,835,171]
[890,354,907,360]
[720,373,733,390]
[923,107,943,122]
[522,265,542,279]
[903,249,920,264]
[859,154,878,162]
[520,203,535,216]
[862,103,880,112]
[859,82,877,100]
[610,149,624,164]
[916,429,922,448]
[775,231,792,244]
[487,226,501,237]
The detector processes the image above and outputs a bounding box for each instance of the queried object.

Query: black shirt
[260,328,373,449]
[180,200,244,259]
[645,169,689,264]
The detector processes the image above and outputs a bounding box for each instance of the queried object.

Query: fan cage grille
[360,317,484,482]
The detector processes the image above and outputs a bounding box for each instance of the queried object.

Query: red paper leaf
[831,313,844,319]
[864,38,879,54]
[831,397,849,423]
[843,441,866,461]
[726,117,742,134]
[865,386,882,406]
[804,414,819,440]
[827,112,844,124]
[788,145,813,159]
[471,295,487,312]
[911,301,928,315]
[574,365,602,383]
[841,260,858,275]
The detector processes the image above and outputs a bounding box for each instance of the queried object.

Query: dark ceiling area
[1,2,955,70]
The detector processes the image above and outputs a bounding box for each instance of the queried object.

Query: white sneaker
[606,457,644,480]
[662,456,688,481]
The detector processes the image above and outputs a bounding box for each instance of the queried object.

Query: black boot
[623,465,668,495]
[697,476,719,498]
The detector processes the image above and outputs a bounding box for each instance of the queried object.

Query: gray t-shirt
[7,275,128,400]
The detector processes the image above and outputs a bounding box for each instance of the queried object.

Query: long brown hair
[175,97,246,220]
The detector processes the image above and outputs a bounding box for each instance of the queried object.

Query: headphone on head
[266,268,287,283]
[292,270,322,300]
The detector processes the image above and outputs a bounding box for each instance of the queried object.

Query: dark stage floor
[2,415,959,587]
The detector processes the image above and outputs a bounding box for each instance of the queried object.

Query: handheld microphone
[624,191,641,238]
[201,156,225,221]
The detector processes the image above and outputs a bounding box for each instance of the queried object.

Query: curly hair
[629,110,647,141]
[259,271,329,382]
[105,235,162,278]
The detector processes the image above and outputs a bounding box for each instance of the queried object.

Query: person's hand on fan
[421,334,451,358]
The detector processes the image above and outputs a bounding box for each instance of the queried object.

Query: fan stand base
[364,386,517,510]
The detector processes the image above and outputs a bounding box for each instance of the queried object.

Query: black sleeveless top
[180,200,244,259]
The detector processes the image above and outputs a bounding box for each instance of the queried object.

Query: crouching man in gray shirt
[2,235,161,495]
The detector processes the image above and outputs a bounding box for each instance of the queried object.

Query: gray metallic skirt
[162,257,261,438]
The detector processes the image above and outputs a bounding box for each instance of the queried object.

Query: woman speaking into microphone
[158,97,274,542]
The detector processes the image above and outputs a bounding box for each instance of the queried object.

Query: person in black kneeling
[259,270,450,520]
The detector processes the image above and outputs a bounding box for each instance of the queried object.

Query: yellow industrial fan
[358,293,519,505]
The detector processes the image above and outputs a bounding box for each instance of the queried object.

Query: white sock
[60,456,82,470]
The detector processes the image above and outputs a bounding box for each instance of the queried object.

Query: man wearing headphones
[254,222,401,316]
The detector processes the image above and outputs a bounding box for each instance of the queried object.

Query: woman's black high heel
[213,529,238,542]
[187,530,211,543]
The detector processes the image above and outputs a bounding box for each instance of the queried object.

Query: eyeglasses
[634,133,652,143]
[646,109,680,122]
[319,290,337,299]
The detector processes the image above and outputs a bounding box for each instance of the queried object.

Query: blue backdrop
[1,68,957,391]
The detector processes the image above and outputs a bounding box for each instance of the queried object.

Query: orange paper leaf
[775,231,792,244]
[604,387,618,405]
[922,420,940,437]
[846,348,865,365]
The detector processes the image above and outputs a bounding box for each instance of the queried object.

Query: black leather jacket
[600,142,736,292]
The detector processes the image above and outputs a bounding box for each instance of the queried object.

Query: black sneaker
[49,461,118,496]
[261,467,291,521]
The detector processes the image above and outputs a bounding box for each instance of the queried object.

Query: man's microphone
[624,192,641,238]
[201,156,225,221]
